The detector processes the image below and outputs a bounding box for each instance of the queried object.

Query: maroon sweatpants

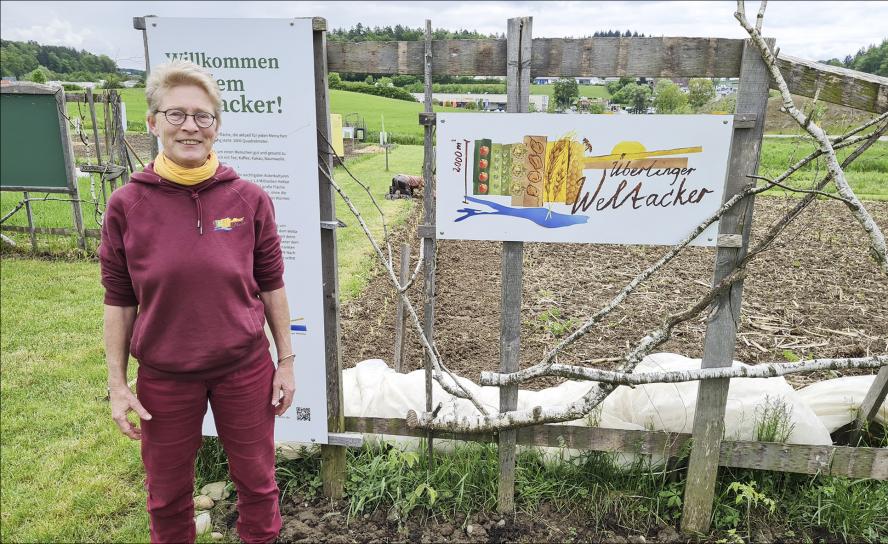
[137,358,281,544]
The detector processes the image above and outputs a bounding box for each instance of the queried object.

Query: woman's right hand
[109,385,152,440]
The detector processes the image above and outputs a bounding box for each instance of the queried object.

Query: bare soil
[213,495,696,544]
[340,198,888,390]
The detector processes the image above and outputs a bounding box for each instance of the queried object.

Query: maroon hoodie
[99,162,284,380]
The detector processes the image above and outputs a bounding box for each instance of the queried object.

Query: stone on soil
[210,532,223,541]
[194,512,211,535]
[200,481,230,501]
[193,494,214,510]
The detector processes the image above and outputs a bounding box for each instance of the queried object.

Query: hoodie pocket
[130,313,145,359]
[247,306,263,340]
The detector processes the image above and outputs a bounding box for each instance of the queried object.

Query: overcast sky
[2,1,886,71]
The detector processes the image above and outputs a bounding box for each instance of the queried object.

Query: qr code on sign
[295,407,311,421]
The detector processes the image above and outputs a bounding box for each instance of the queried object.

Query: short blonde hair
[145,60,222,123]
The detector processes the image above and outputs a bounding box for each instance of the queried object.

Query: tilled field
[340,198,888,390]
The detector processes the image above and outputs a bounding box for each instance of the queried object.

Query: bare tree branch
[736,0,888,274]
[316,158,491,415]
[755,0,767,32]
[746,174,858,206]
[520,356,887,386]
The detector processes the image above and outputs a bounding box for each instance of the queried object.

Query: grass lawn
[0,147,415,542]
[331,146,420,300]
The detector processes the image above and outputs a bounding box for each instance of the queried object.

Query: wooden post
[55,87,86,251]
[393,242,409,373]
[112,91,131,188]
[854,366,888,441]
[421,19,437,467]
[681,38,773,534]
[86,89,103,165]
[133,16,159,160]
[23,191,37,252]
[103,91,114,169]
[313,19,346,499]
[498,16,532,516]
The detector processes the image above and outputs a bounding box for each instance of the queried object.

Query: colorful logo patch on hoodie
[214,217,245,232]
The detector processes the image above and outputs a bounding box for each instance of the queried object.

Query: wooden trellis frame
[319,15,888,534]
[0,87,131,246]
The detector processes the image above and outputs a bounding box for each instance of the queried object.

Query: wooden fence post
[86,90,103,166]
[22,191,37,252]
[393,242,409,372]
[498,15,532,516]
[681,38,773,534]
[312,18,347,499]
[111,91,131,188]
[56,87,86,251]
[421,19,437,467]
[853,366,888,442]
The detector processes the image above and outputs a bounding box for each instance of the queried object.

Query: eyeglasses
[157,109,216,128]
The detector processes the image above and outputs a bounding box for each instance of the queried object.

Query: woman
[101,59,293,544]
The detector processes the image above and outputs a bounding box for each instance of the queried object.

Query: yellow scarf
[154,151,219,186]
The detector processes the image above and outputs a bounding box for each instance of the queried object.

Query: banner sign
[146,17,328,443]
[436,114,735,246]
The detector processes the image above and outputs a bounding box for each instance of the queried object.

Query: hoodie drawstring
[191,192,203,235]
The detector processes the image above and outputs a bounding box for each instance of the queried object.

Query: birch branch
[736,1,888,274]
[746,174,858,206]
[316,158,490,415]
[320,148,395,268]
[398,243,425,294]
[755,0,767,32]
[486,356,886,386]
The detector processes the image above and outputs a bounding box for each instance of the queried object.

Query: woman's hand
[109,384,152,440]
[271,361,296,416]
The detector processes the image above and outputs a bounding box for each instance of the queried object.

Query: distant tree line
[328,23,502,42]
[1,39,118,80]
[590,30,646,37]
[820,39,887,77]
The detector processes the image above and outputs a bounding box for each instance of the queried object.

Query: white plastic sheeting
[796,375,888,432]
[278,353,885,457]
[341,353,863,445]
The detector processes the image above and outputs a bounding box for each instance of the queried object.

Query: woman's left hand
[271,360,296,416]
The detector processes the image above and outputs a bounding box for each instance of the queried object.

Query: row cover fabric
[278,353,885,457]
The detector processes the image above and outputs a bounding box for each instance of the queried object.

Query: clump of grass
[194,437,230,489]
[753,396,796,443]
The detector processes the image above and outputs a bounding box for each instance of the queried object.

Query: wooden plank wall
[327,38,888,113]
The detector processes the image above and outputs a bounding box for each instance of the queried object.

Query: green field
[758,138,887,201]
[530,84,611,99]
[330,89,462,144]
[65,87,148,133]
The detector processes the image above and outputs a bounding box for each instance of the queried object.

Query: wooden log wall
[327,38,887,113]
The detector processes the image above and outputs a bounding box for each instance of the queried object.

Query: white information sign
[436,113,735,246]
[146,17,328,443]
